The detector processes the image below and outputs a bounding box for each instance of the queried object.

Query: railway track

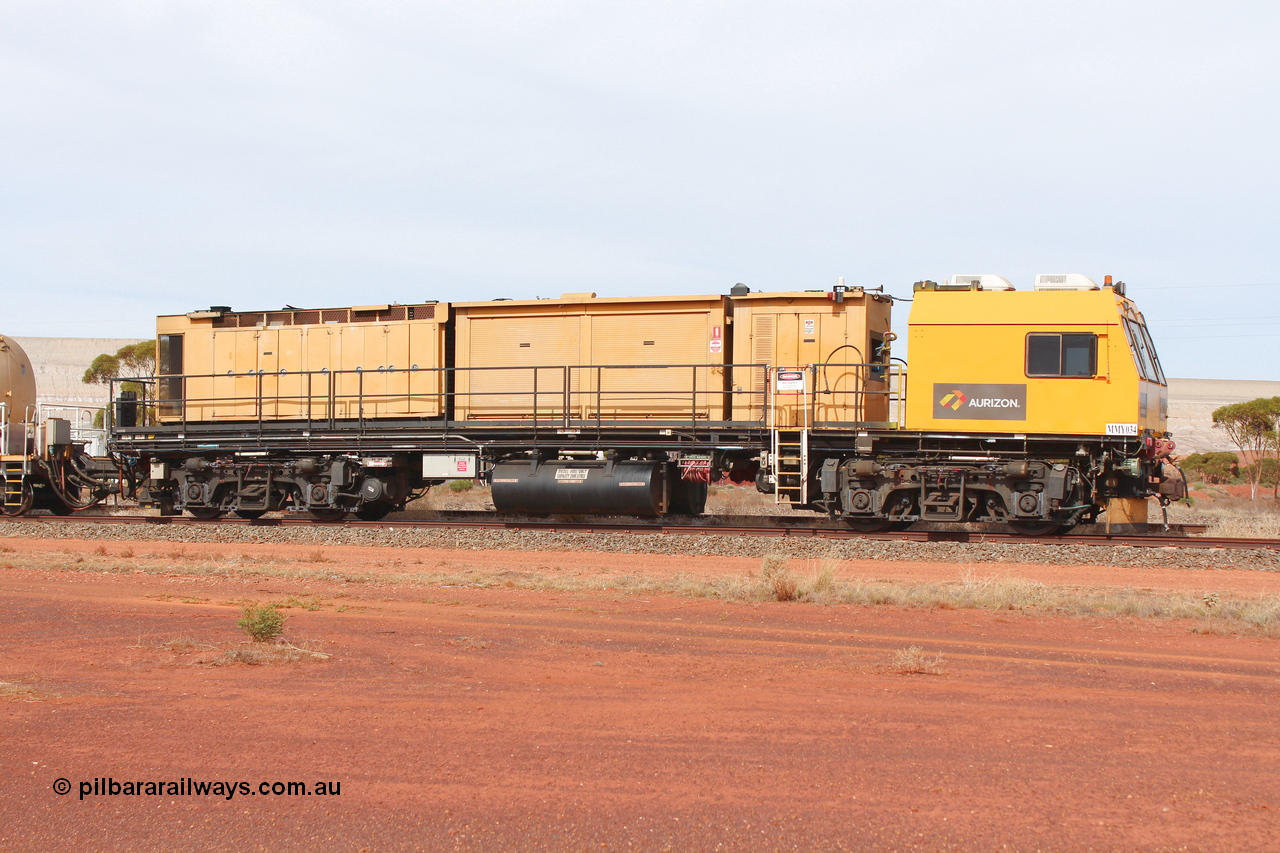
[2,512,1275,551]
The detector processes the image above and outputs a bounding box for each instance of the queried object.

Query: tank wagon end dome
[0,334,39,453]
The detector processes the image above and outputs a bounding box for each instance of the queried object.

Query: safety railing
[2,405,38,467]
[765,362,905,429]
[113,364,772,435]
[111,361,908,436]
[39,405,109,456]
[803,358,906,425]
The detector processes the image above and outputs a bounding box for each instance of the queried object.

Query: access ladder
[767,365,812,507]
[771,428,809,506]
[2,460,27,510]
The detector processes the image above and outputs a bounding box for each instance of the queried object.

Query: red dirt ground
[2,537,1278,851]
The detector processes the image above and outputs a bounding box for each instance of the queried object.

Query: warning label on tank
[554,469,589,481]
[933,383,1026,421]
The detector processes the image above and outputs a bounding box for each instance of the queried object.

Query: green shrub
[449,479,475,493]
[1179,452,1240,484]
[237,603,286,643]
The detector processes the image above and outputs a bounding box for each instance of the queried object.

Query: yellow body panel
[904,289,1167,435]
[156,304,447,422]
[453,295,729,421]
[730,292,893,426]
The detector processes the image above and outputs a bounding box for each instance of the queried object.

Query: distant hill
[1166,378,1280,455]
[10,337,1275,456]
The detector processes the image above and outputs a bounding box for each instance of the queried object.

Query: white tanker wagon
[0,335,119,515]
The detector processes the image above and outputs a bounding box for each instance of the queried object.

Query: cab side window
[158,334,185,416]
[1026,333,1096,377]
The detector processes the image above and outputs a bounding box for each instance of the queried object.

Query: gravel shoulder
[3,518,1279,573]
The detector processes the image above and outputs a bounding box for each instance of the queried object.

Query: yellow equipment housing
[729,290,894,426]
[155,303,448,422]
[904,286,1168,436]
[451,293,730,421]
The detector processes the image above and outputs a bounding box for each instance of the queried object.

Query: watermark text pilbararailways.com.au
[52,777,341,801]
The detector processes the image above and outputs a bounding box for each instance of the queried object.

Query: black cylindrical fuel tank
[491,460,666,516]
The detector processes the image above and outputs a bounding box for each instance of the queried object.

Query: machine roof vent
[951,274,1014,291]
[1034,273,1098,291]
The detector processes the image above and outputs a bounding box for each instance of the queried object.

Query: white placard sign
[776,370,806,392]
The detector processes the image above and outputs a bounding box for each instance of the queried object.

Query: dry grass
[1207,514,1280,540]
[889,646,946,675]
[281,594,324,611]
[808,557,839,594]
[0,681,42,701]
[445,636,493,650]
[208,641,329,666]
[128,632,329,666]
[705,484,812,516]
[161,636,213,652]
[6,545,1280,636]
[402,484,496,514]
[760,554,799,601]
[752,555,845,601]
[1168,490,1280,539]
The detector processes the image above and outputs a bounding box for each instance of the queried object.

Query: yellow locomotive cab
[905,281,1168,438]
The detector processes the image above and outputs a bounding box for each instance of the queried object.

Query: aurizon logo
[938,390,967,411]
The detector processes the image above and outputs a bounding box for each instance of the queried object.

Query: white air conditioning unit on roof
[951,274,1014,291]
[1034,273,1098,291]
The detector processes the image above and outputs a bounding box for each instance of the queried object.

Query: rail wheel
[188,507,225,520]
[234,509,267,520]
[354,504,393,521]
[0,481,33,516]
[1008,519,1063,536]
[45,500,74,516]
[309,508,348,523]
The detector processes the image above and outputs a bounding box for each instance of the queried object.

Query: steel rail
[2,513,1274,551]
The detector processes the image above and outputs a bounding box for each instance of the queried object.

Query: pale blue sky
[3,1,1278,378]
